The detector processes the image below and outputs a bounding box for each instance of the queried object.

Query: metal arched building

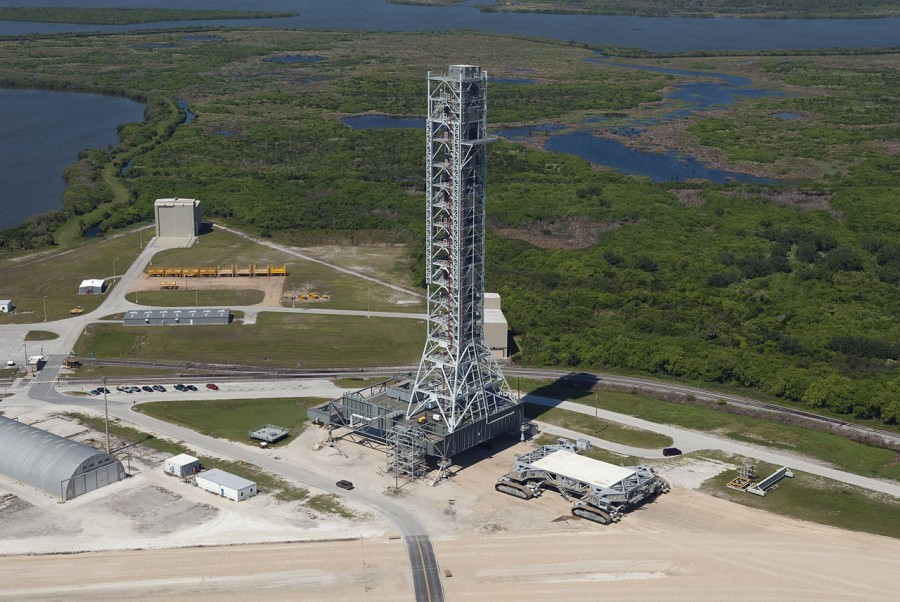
[0,416,126,501]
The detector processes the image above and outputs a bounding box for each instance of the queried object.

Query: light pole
[103,376,110,453]
[112,257,119,282]
[42,296,47,322]
[291,282,295,308]
[138,227,143,249]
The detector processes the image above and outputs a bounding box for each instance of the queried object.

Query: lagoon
[0,89,144,230]
[0,1,898,52]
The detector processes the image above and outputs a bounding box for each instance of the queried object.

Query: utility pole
[42,296,47,322]
[195,288,198,307]
[103,376,110,453]
[113,257,119,281]
[595,392,598,421]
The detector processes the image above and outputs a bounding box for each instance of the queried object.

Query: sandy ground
[130,275,288,307]
[0,415,897,599]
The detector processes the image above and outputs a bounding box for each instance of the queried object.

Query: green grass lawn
[701,457,900,539]
[520,378,900,481]
[525,403,672,448]
[75,312,424,368]
[0,231,144,323]
[149,229,423,312]
[135,397,321,447]
[24,330,59,341]
[125,289,264,307]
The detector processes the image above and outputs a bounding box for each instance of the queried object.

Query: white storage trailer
[195,468,256,501]
[164,453,200,477]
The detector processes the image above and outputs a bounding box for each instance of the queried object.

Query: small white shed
[78,279,106,295]
[195,468,256,502]
[164,453,200,477]
[0,300,13,313]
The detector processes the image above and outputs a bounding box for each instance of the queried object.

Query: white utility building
[154,198,201,238]
[484,292,509,359]
[164,453,200,477]
[0,300,13,313]
[78,279,106,295]
[195,468,256,501]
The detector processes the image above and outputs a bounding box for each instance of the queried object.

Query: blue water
[120,160,132,175]
[0,89,144,230]
[0,1,897,52]
[176,99,195,124]
[264,55,325,64]
[492,78,537,85]
[342,115,424,130]
[495,124,567,139]
[546,133,774,184]
[772,112,802,120]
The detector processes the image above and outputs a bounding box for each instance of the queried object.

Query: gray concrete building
[124,308,230,326]
[0,416,126,501]
[154,198,201,238]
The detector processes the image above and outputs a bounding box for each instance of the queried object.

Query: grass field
[125,290,264,307]
[700,456,900,539]
[525,403,673,448]
[75,312,424,368]
[0,230,144,323]
[24,330,59,341]
[520,377,900,481]
[148,229,423,312]
[135,397,321,447]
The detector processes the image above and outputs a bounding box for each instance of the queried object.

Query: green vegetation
[333,377,384,389]
[701,457,900,539]
[67,411,308,501]
[306,493,356,519]
[476,1,900,19]
[525,403,673,448]
[0,7,295,25]
[520,378,900,480]
[135,397,321,446]
[0,31,896,426]
[74,312,424,368]
[125,289,263,307]
[0,230,144,323]
[23,330,58,341]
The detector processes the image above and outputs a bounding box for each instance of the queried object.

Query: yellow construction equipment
[164,267,183,277]
[158,280,178,290]
[68,306,84,315]
[146,267,165,277]
[182,268,199,277]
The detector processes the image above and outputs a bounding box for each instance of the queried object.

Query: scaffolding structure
[387,424,427,480]
[407,64,517,435]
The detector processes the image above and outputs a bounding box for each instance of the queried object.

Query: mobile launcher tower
[308,65,523,478]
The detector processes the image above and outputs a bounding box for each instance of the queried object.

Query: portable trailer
[496,439,669,524]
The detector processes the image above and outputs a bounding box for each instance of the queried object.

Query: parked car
[336,479,354,491]
[6,360,16,367]
[662,447,682,457]
[186,384,197,392]
[174,384,186,391]
[152,385,166,393]
[100,387,111,394]
[89,389,100,395]
[128,386,141,393]
[141,385,153,393]
[205,383,219,391]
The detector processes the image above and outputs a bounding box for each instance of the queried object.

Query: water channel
[344,60,781,184]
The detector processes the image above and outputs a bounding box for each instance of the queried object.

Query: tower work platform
[308,65,522,477]
[496,440,669,524]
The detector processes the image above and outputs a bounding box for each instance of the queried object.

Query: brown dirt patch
[494,217,617,249]
[726,189,839,217]
[672,188,706,206]
[131,275,286,306]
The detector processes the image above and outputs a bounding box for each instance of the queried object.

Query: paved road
[21,358,445,602]
[523,393,900,498]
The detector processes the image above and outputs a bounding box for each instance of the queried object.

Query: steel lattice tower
[407,65,515,434]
